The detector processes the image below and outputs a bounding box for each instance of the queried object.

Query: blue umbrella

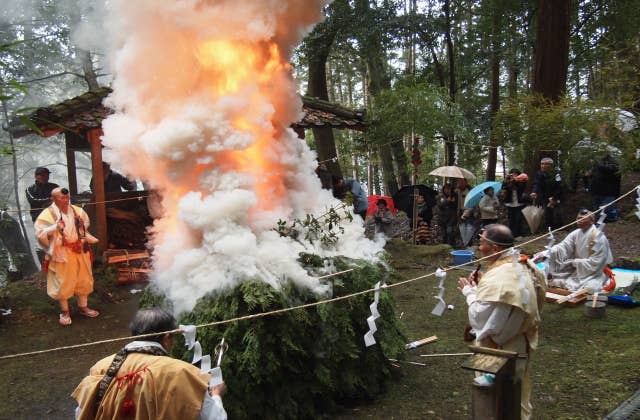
[464,181,502,209]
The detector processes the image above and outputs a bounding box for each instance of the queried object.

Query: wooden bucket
[584,301,606,318]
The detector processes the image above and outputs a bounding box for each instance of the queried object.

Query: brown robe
[72,352,209,419]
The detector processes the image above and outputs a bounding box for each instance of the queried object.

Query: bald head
[51,187,70,211]
[483,224,514,249]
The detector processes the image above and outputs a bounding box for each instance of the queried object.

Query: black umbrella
[392,184,438,221]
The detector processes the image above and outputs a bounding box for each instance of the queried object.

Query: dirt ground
[0,180,639,419]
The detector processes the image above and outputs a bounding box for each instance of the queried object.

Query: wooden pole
[412,188,419,244]
[87,129,107,254]
[64,134,78,196]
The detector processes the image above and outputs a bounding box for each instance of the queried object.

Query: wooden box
[545,287,588,307]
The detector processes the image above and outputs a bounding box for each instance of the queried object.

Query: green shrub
[142,255,405,419]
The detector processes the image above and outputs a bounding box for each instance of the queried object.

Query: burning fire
[100,0,383,313]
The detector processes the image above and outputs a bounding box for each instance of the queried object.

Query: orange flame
[195,39,289,210]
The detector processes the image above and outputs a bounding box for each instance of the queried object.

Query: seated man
[535,209,613,292]
[72,308,227,419]
[371,198,394,237]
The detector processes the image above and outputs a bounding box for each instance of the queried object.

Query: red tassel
[42,259,49,273]
[121,400,135,416]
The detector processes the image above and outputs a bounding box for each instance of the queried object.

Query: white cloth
[75,341,227,420]
[478,195,499,220]
[462,285,526,346]
[34,203,91,262]
[547,225,613,291]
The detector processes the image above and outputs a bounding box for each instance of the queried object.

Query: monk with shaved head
[458,224,546,419]
[34,187,100,326]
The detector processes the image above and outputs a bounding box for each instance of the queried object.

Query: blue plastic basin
[451,250,474,265]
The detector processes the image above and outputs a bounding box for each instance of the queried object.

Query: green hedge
[140,255,405,419]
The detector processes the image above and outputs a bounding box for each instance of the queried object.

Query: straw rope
[0,184,637,362]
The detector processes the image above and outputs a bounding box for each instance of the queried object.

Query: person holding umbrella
[530,157,564,230]
[478,186,499,227]
[501,169,528,236]
[436,184,457,246]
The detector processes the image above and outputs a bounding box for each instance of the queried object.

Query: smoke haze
[100,0,384,313]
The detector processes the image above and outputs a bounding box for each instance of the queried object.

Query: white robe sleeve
[465,288,526,346]
[200,391,227,420]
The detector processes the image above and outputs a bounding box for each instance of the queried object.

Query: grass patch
[334,241,640,419]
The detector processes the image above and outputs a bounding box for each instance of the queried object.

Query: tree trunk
[79,49,100,90]
[527,0,570,178]
[1,99,35,272]
[443,0,457,166]
[486,6,501,181]
[355,0,399,195]
[305,2,348,178]
[532,0,570,102]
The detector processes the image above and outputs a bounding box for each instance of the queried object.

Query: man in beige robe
[72,308,227,419]
[34,187,99,326]
[458,224,545,420]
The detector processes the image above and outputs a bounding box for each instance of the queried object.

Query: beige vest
[476,257,545,350]
[72,352,209,420]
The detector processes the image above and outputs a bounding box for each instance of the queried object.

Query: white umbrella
[522,205,545,234]
[459,220,476,246]
[428,165,476,179]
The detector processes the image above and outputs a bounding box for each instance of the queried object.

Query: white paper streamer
[636,188,640,220]
[545,228,555,251]
[191,341,203,364]
[200,354,211,372]
[180,324,216,373]
[431,268,447,316]
[510,248,520,267]
[364,281,383,347]
[180,324,197,349]
[431,296,446,316]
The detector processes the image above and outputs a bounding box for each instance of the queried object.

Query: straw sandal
[59,313,72,326]
[79,307,100,318]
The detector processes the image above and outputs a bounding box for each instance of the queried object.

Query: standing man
[534,209,613,292]
[455,178,473,221]
[72,308,227,419]
[530,157,564,231]
[589,154,621,222]
[501,169,528,236]
[34,187,99,326]
[458,224,545,420]
[25,166,59,222]
[90,162,136,193]
[331,176,369,220]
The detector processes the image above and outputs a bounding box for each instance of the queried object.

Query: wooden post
[86,128,107,254]
[412,188,419,244]
[461,346,521,420]
[65,143,78,196]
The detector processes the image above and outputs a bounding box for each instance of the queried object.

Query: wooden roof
[10,88,365,138]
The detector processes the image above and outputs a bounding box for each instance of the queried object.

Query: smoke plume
[100,0,383,313]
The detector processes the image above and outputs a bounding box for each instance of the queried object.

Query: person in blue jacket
[332,176,369,220]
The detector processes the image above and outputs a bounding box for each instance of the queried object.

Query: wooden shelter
[9,88,365,253]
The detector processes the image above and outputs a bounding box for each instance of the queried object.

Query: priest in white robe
[458,224,546,420]
[536,209,613,292]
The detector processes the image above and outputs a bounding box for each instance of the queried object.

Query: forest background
[0,1,639,266]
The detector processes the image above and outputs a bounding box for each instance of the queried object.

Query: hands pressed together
[209,382,227,397]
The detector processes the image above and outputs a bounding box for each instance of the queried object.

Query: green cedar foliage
[141,256,405,419]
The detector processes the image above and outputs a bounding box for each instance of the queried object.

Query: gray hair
[130,308,177,343]
[540,157,554,164]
